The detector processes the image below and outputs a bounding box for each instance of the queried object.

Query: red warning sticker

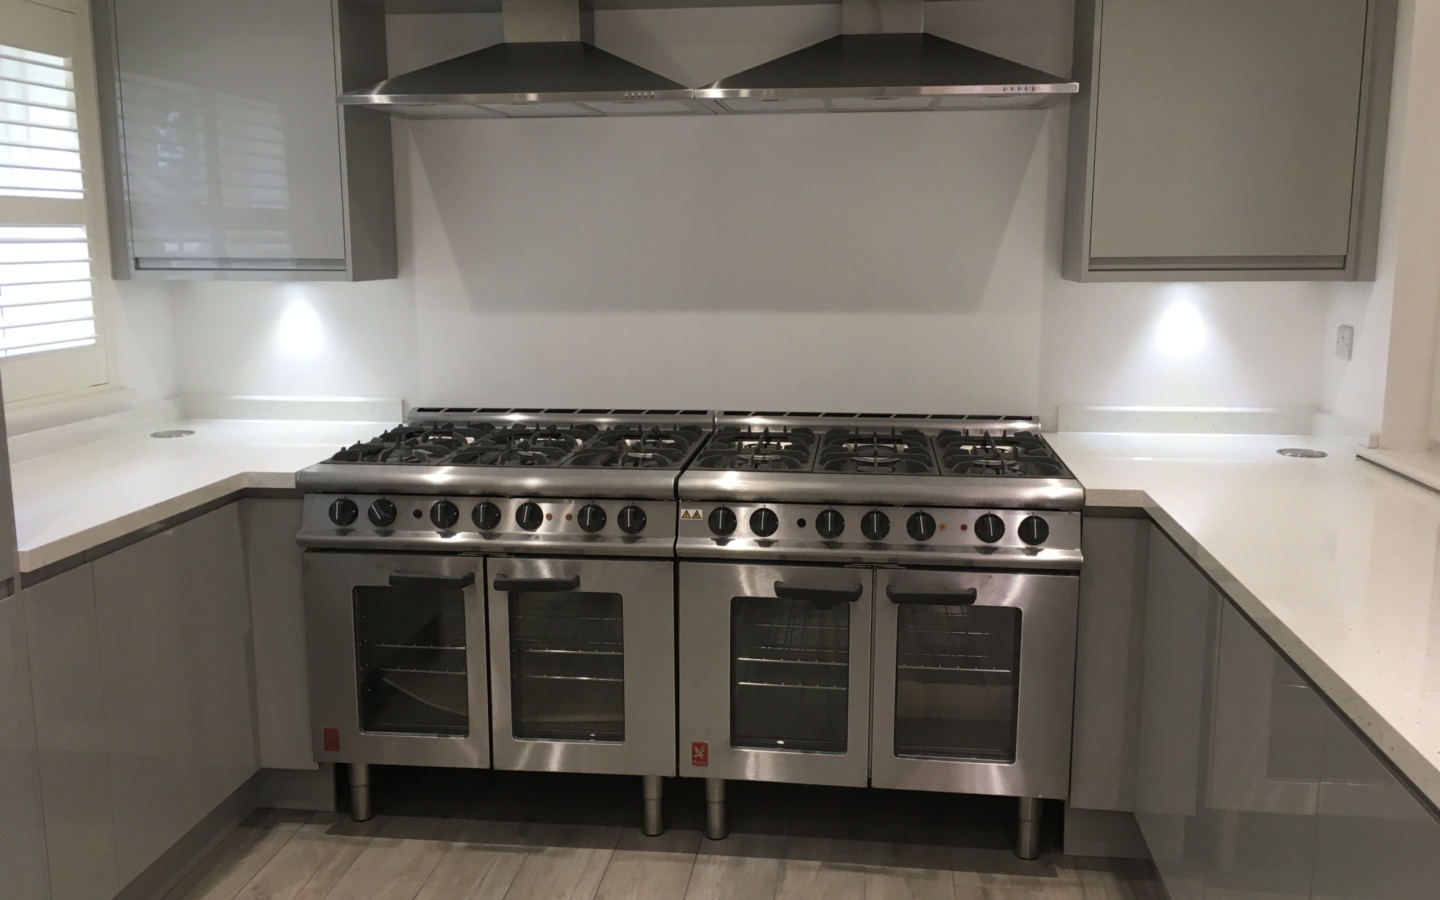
[323,728,340,752]
[691,741,708,767]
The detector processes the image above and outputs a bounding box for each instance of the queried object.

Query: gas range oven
[674,412,1083,859]
[296,409,711,834]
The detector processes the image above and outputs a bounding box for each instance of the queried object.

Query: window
[0,0,111,403]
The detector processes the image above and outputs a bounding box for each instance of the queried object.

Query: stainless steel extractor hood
[694,0,1079,114]
[340,0,711,118]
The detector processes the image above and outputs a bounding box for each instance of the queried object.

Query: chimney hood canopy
[694,32,1079,113]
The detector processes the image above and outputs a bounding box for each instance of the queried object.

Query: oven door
[678,561,873,787]
[870,567,1078,799]
[487,556,675,776]
[304,551,490,768]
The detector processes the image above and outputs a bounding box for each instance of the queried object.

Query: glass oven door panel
[731,596,850,753]
[302,552,490,769]
[870,568,1078,799]
[488,557,676,777]
[677,561,872,788]
[894,603,1020,762]
[355,583,469,736]
[510,590,625,742]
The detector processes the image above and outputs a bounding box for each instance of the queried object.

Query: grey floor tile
[952,848,1085,899]
[498,823,620,900]
[1072,858,1138,900]
[235,813,381,900]
[322,816,467,900]
[683,833,786,900]
[774,836,867,900]
[592,828,702,900]
[411,819,530,900]
[165,809,311,900]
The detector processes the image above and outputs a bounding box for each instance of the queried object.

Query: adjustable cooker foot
[642,775,664,836]
[704,777,727,840]
[348,763,374,822]
[1016,797,1042,860]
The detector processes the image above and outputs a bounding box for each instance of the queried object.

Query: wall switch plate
[1336,324,1354,361]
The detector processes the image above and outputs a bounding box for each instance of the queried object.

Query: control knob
[816,508,845,539]
[578,504,607,533]
[472,501,502,530]
[328,498,358,527]
[708,506,737,536]
[974,513,1006,544]
[749,507,779,538]
[367,498,397,527]
[861,510,890,541]
[617,505,647,534]
[515,502,544,532]
[430,500,460,530]
[1018,515,1050,546]
[906,511,936,542]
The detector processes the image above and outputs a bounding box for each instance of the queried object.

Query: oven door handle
[388,571,476,589]
[773,581,863,603]
[886,586,978,606]
[492,575,581,592]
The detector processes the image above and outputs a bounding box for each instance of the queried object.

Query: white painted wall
[164,2,1335,427]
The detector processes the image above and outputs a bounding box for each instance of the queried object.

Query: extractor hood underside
[340,32,1079,118]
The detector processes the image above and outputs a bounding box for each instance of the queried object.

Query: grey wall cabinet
[0,592,50,900]
[1064,0,1396,282]
[1134,525,1440,898]
[91,504,259,885]
[93,0,395,281]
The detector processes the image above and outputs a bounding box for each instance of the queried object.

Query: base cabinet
[0,592,50,900]
[1135,525,1440,899]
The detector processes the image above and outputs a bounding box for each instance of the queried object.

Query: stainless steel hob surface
[675,412,1083,569]
[296,409,711,556]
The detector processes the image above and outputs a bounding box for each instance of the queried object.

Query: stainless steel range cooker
[296,409,711,833]
[674,413,1083,859]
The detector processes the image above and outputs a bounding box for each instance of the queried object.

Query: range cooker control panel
[299,494,676,557]
[676,503,1082,568]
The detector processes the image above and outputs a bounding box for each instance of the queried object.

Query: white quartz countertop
[11,418,387,573]
[1048,432,1440,811]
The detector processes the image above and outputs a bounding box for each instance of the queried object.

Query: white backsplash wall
[166,2,1332,425]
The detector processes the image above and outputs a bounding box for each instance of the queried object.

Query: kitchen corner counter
[1048,432,1440,812]
[11,418,387,575]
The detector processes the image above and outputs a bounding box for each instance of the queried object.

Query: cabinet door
[93,504,258,884]
[241,498,312,770]
[24,564,121,900]
[1076,0,1380,277]
[111,0,347,270]
[0,593,50,900]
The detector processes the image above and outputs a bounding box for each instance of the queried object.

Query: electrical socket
[1336,324,1354,361]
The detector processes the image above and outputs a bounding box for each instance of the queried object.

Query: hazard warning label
[680,509,703,521]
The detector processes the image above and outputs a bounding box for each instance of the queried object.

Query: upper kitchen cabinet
[1064,0,1396,282]
[92,0,396,280]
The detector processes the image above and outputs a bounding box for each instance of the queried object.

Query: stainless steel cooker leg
[348,763,374,822]
[1016,797,1042,860]
[704,777,727,840]
[642,775,664,836]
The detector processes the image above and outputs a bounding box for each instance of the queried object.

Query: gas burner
[816,429,937,475]
[692,427,817,472]
[448,424,599,467]
[933,431,1070,478]
[328,423,497,464]
[567,425,706,469]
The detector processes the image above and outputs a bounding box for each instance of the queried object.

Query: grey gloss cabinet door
[1065,0,1394,281]
[95,0,395,280]
[24,563,122,900]
[92,504,259,884]
[0,593,50,900]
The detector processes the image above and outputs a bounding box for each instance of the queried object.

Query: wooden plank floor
[164,770,1167,900]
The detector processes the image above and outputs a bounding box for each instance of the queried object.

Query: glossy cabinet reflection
[1136,525,1440,899]
[94,0,396,280]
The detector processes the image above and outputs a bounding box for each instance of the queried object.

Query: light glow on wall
[274,291,325,359]
[1154,286,1208,357]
